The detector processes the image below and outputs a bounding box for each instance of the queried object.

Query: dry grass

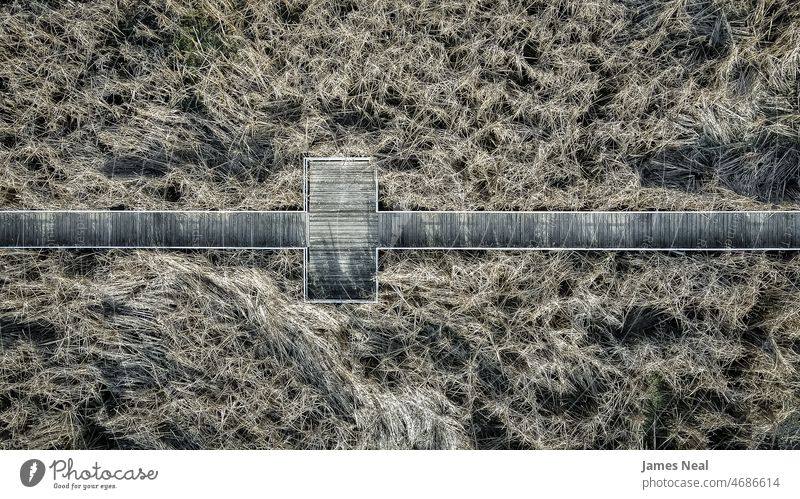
[1,0,799,449]
[1,0,798,210]
[1,249,798,449]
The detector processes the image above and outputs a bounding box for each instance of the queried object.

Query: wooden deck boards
[8,209,796,253]
[378,212,800,249]
[304,158,377,302]
[0,211,305,248]
[3,156,800,303]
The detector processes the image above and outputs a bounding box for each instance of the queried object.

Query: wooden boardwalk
[3,157,800,302]
[379,212,800,249]
[304,158,377,302]
[0,211,304,248]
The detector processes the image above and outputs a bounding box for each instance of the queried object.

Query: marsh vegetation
[1,0,798,449]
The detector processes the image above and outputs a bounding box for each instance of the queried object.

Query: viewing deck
[2,158,800,302]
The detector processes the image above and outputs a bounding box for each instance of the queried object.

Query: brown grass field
[1,0,799,449]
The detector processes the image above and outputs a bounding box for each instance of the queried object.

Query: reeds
[1,0,798,449]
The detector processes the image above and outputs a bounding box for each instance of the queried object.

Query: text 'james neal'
[641,460,709,473]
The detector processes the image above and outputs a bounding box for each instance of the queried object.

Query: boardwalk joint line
[2,157,800,303]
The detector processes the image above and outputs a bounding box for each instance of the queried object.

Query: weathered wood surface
[4,156,800,304]
[0,211,305,248]
[378,212,800,249]
[11,210,796,252]
[305,158,377,302]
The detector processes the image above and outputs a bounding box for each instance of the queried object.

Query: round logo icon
[20,459,45,487]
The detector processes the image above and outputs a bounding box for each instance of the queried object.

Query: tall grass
[0,1,798,449]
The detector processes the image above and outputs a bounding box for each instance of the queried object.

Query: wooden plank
[305,158,377,302]
[5,154,800,306]
[378,212,800,250]
[0,211,306,248]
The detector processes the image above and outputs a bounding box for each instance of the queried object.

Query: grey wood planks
[0,211,305,248]
[377,212,800,250]
[2,157,800,303]
[304,158,378,302]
